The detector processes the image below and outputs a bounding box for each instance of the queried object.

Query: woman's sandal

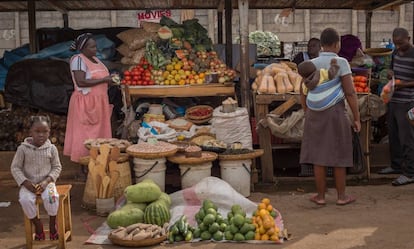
[336,196,356,206]
[309,195,326,205]
[49,224,59,240]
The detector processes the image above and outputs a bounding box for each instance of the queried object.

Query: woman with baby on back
[299,28,361,206]
[11,115,62,240]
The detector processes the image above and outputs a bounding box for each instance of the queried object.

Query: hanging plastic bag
[348,131,366,174]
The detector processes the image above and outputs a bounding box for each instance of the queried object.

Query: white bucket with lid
[179,162,212,189]
[219,160,252,197]
[133,157,167,191]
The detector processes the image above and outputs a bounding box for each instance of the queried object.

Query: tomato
[137,80,143,85]
[148,80,154,85]
[133,75,139,81]
[123,70,131,76]
[121,79,126,84]
[132,70,139,76]
[144,76,151,82]
[138,67,144,73]
[144,71,151,77]
[126,80,132,85]
[131,80,137,85]
[124,75,131,81]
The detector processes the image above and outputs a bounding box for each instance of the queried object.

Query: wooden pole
[28,0,37,53]
[225,0,232,67]
[238,0,251,111]
[365,11,372,48]
[217,10,223,44]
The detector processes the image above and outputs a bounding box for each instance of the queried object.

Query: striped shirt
[10,138,62,186]
[391,47,414,103]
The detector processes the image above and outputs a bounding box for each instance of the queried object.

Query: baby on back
[298,58,339,95]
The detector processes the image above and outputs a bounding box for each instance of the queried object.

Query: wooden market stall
[0,0,410,184]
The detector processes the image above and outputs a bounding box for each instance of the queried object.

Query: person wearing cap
[64,33,114,163]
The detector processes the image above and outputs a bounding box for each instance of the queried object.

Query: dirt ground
[1,177,414,249]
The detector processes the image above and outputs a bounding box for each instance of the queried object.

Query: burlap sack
[116,28,147,45]
[131,48,146,64]
[140,21,161,33]
[129,32,160,51]
[116,44,132,58]
[120,56,134,65]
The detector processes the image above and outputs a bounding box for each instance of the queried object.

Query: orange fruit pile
[252,198,280,242]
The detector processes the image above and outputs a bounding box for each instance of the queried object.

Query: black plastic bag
[348,131,366,174]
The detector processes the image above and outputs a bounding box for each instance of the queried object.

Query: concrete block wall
[0,4,412,57]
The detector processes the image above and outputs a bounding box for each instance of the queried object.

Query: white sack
[211,107,253,150]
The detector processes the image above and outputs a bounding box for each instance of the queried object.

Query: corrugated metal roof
[0,0,409,12]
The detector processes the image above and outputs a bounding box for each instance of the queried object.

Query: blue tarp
[0,35,116,91]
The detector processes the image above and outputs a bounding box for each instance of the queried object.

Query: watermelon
[158,26,173,40]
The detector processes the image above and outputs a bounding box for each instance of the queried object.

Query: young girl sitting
[11,115,62,240]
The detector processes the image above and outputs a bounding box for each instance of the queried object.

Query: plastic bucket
[179,162,212,189]
[133,157,167,191]
[219,160,252,197]
[96,197,115,217]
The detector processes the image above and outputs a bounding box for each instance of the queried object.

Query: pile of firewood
[0,106,67,151]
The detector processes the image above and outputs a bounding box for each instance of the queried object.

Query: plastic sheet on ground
[85,177,284,245]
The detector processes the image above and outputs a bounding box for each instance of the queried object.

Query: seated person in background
[292,38,321,65]
[298,58,340,95]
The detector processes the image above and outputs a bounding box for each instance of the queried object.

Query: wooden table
[122,83,236,106]
[253,93,372,183]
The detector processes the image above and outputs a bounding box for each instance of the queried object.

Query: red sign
[137,9,171,26]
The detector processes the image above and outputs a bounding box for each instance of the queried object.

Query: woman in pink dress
[64,33,114,162]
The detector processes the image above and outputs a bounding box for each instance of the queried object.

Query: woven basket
[185,105,213,120]
[218,149,264,161]
[112,161,132,201]
[127,147,178,159]
[363,48,393,57]
[79,153,130,166]
[108,233,166,247]
[185,114,212,124]
[167,151,217,165]
[82,171,97,210]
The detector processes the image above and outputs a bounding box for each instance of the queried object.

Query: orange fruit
[259,209,269,218]
[270,234,279,242]
[258,203,266,210]
[261,234,269,241]
[262,198,271,205]
[266,204,273,212]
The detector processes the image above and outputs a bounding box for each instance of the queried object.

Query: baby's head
[298,61,317,78]
[29,115,51,147]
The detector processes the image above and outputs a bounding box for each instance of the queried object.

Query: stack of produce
[252,63,302,94]
[119,16,236,86]
[193,199,227,241]
[107,179,172,229]
[109,223,168,241]
[224,204,256,241]
[116,21,161,65]
[252,198,280,242]
[236,31,282,57]
[168,215,194,242]
[0,106,67,151]
[353,75,370,93]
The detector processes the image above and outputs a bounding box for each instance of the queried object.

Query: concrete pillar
[304,9,310,41]
[257,9,263,31]
[111,10,117,27]
[352,10,358,36]
[208,9,215,43]
[14,12,20,47]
